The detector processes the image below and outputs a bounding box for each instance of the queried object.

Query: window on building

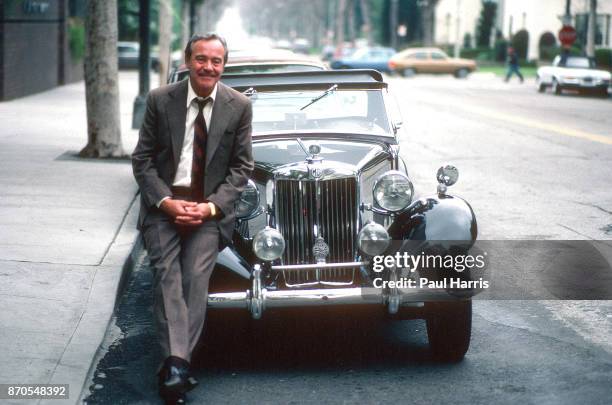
[575,13,610,47]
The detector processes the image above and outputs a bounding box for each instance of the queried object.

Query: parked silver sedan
[536,55,610,97]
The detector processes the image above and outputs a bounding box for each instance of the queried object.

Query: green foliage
[463,32,472,49]
[594,48,612,68]
[460,46,492,60]
[494,38,507,62]
[511,29,529,59]
[68,17,85,61]
[539,45,559,61]
[476,1,496,47]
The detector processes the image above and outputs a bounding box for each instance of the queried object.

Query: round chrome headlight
[373,171,413,212]
[358,222,390,256]
[253,227,285,261]
[235,180,260,219]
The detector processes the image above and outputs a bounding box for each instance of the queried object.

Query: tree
[80,0,124,158]
[158,0,172,86]
[586,0,597,58]
[476,0,497,48]
[359,0,373,45]
[336,0,347,48]
[421,0,439,46]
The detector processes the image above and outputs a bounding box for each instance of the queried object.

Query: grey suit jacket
[132,79,254,245]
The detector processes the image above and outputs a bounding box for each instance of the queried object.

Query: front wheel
[402,67,416,77]
[426,300,472,362]
[454,68,469,79]
[552,79,562,95]
[536,76,546,93]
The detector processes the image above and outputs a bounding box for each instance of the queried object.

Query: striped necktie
[191,97,210,202]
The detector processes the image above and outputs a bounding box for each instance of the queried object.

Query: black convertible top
[221,69,387,91]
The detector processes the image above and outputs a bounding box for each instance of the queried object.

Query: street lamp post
[132,0,151,129]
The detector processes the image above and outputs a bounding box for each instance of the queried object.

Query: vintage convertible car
[536,55,611,96]
[199,70,478,361]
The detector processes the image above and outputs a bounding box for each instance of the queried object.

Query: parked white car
[536,55,610,97]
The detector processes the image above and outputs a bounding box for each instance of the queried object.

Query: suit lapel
[166,80,188,168]
[206,83,235,167]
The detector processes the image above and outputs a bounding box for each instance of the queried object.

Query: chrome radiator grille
[275,177,358,286]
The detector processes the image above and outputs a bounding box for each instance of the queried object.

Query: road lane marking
[455,103,612,145]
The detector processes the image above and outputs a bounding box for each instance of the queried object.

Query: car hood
[539,66,611,79]
[252,138,388,178]
[452,57,476,66]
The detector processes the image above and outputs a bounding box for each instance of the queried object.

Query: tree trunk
[586,0,597,58]
[422,0,439,46]
[336,0,346,49]
[158,0,172,86]
[181,0,190,48]
[359,0,373,45]
[80,0,124,158]
[347,0,356,43]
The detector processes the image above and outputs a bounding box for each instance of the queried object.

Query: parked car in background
[117,41,141,69]
[536,55,611,97]
[167,50,327,83]
[388,47,476,78]
[118,41,181,71]
[169,69,479,362]
[331,47,396,73]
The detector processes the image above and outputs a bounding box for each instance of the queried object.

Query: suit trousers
[142,211,219,365]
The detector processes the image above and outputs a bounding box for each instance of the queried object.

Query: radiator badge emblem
[309,166,323,179]
[313,237,330,263]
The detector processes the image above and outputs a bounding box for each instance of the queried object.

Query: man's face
[186,39,225,96]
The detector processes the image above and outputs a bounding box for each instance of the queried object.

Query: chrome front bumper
[208,264,457,319]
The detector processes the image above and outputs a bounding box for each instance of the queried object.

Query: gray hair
[184,33,229,64]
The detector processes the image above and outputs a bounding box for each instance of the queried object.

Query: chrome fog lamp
[253,227,285,261]
[373,171,414,212]
[358,222,390,256]
[235,180,260,219]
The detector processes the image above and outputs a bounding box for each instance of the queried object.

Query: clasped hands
[161,198,212,226]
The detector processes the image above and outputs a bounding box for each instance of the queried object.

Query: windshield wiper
[299,84,337,111]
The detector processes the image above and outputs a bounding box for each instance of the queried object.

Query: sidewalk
[0,72,151,404]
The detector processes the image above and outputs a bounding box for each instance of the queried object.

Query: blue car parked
[330,47,396,73]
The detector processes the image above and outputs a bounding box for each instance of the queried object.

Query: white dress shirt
[156,80,218,208]
[173,79,217,187]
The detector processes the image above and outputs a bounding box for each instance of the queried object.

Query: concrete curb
[40,194,143,405]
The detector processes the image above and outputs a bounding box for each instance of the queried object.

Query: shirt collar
[186,79,218,108]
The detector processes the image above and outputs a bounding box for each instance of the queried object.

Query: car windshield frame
[248,87,393,138]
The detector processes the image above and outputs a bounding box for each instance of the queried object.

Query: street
[83,74,612,405]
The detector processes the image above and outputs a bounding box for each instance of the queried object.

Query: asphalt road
[83,74,612,405]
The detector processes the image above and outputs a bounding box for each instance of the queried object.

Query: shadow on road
[83,257,447,404]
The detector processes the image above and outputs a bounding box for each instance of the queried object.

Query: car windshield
[250,89,391,136]
[562,57,593,69]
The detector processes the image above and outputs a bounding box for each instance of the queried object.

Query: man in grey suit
[132,33,253,404]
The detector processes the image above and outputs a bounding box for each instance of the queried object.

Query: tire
[536,76,546,92]
[402,67,416,78]
[552,78,562,95]
[426,300,472,362]
[454,68,469,79]
[598,87,609,98]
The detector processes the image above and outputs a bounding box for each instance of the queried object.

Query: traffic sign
[558,25,577,48]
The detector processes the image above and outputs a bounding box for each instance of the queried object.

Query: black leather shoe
[158,357,198,399]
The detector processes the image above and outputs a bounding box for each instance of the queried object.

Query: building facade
[435,0,612,60]
[0,0,85,101]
